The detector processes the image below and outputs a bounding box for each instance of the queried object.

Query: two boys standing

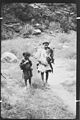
[20,41,54,87]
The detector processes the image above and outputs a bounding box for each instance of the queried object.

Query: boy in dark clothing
[20,52,32,86]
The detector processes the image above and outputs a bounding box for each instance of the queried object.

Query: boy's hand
[23,60,28,64]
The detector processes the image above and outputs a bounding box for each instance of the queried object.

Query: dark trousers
[23,69,32,86]
[25,78,31,86]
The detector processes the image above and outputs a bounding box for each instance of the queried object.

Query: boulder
[33,29,41,35]
[1,52,18,63]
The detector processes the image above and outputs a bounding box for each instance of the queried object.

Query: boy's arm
[50,49,54,63]
[21,59,29,64]
[23,60,29,64]
[19,59,25,69]
[20,59,27,67]
[29,60,32,66]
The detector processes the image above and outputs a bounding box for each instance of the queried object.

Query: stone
[1,52,18,63]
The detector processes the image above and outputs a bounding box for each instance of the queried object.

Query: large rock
[1,52,18,63]
[33,29,41,35]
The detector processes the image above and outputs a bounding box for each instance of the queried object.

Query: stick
[1,73,7,79]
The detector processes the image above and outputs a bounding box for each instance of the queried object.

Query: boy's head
[43,42,49,49]
[23,52,31,59]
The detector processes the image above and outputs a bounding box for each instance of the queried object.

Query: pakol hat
[42,41,50,45]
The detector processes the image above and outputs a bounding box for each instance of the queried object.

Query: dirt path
[48,58,76,115]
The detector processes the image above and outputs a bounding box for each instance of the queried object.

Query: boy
[20,52,32,86]
[46,47,54,73]
[35,41,54,84]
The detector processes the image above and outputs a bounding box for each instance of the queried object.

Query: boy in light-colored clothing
[35,41,54,83]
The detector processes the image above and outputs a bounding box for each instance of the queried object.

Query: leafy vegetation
[1,3,77,39]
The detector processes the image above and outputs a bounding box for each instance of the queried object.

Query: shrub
[21,24,34,34]
[26,24,34,34]
[1,26,13,40]
[49,22,61,32]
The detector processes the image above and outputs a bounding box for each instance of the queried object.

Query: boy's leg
[25,79,27,86]
[41,72,44,81]
[46,71,49,83]
[29,78,31,86]
[44,72,46,83]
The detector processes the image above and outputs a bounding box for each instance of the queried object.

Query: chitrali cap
[23,52,31,57]
[43,41,50,45]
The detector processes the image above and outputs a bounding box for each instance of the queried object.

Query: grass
[51,31,76,60]
[1,30,76,60]
[1,37,36,59]
[1,77,75,119]
[1,61,75,119]
[61,80,76,97]
[1,30,76,119]
[66,59,76,71]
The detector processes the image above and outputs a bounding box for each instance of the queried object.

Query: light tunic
[35,47,52,72]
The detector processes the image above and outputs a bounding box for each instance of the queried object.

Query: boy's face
[43,44,49,49]
[25,55,29,59]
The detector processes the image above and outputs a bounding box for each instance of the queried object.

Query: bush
[1,26,13,40]
[1,3,77,35]
[20,24,35,37]
[25,24,34,34]
[60,20,70,33]
[49,22,61,32]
